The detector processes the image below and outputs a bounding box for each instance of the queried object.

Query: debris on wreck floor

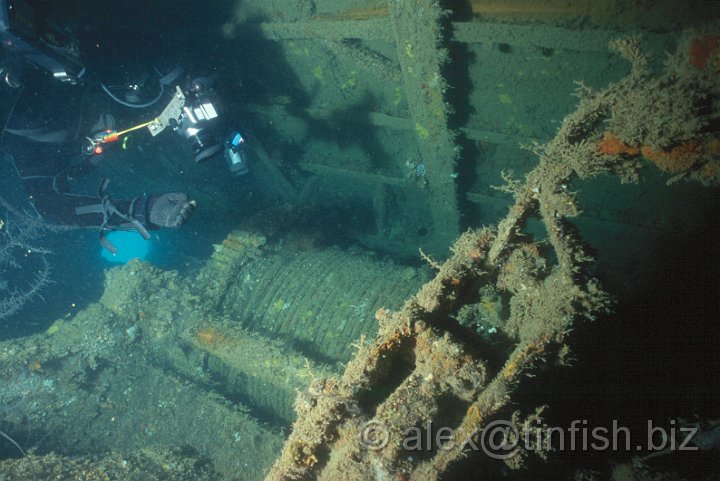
[0,230,426,480]
[0,447,219,481]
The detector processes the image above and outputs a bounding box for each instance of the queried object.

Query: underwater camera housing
[175,77,224,163]
[152,78,249,174]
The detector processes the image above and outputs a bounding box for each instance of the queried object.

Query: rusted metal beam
[260,19,636,53]
[384,0,461,252]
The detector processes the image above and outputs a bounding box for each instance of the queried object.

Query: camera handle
[147,86,186,137]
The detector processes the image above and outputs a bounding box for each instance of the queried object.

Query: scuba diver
[0,0,249,253]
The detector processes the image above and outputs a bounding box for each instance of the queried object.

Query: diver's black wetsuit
[0,0,197,253]
[1,73,195,248]
[0,75,109,226]
[2,75,122,228]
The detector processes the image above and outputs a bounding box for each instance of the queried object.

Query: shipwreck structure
[1,1,718,480]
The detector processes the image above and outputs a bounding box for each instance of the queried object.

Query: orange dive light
[101,130,119,143]
[87,120,155,156]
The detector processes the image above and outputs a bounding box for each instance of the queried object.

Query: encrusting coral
[593,30,720,185]
[598,131,720,176]
[263,26,718,481]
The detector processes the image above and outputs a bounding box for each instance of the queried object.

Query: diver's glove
[147,192,197,228]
